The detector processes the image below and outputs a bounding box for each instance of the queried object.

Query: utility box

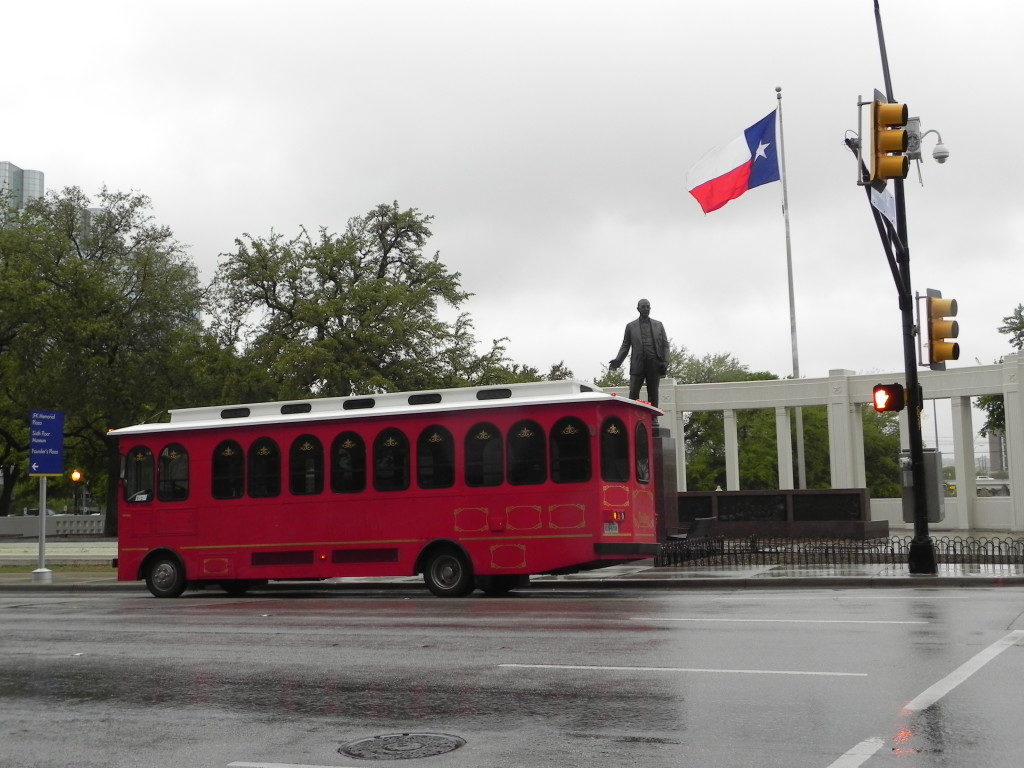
[901,448,945,523]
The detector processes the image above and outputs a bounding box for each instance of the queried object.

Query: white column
[1002,353,1024,531]
[676,410,688,491]
[724,409,740,490]
[827,369,858,488]
[852,403,867,488]
[950,396,976,530]
[775,406,794,490]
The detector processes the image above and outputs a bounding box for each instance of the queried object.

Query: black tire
[145,556,186,598]
[220,580,258,596]
[477,575,523,596]
[423,548,474,597]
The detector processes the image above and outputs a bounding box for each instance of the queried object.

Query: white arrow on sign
[31,462,39,471]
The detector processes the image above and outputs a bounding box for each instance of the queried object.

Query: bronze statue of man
[608,298,669,407]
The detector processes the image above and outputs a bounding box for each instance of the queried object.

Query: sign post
[28,410,65,584]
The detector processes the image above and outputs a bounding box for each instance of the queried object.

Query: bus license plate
[604,522,619,534]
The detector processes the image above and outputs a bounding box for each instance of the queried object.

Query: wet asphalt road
[1,585,1023,768]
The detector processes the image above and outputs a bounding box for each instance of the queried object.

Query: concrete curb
[3,574,1024,593]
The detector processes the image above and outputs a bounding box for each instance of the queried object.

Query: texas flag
[686,110,781,214]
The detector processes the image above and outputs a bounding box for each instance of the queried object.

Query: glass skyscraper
[0,161,45,209]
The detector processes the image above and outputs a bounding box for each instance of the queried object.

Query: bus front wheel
[145,556,186,598]
[423,549,474,597]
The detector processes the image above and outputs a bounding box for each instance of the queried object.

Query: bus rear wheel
[477,575,526,596]
[145,556,186,598]
[220,580,264,596]
[423,549,474,597]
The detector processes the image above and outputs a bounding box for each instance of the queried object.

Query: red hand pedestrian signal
[872,383,906,413]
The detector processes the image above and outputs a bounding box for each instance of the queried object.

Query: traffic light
[872,99,910,181]
[70,469,83,483]
[872,383,906,413]
[926,288,959,370]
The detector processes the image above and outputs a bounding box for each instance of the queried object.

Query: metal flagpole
[775,86,807,489]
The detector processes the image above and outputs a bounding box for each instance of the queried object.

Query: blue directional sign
[28,410,65,476]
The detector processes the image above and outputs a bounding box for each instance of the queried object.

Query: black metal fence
[655,536,1024,567]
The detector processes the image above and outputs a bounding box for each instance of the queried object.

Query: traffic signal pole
[874,0,937,574]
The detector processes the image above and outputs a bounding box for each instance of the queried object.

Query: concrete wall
[0,514,105,538]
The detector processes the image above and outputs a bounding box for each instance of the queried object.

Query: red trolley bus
[109,380,663,597]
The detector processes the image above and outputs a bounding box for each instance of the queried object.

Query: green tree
[0,187,206,521]
[210,202,517,398]
[978,302,1023,437]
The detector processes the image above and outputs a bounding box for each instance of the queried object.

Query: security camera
[932,142,949,164]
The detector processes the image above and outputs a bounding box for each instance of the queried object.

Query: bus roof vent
[408,393,443,405]
[343,398,376,411]
[476,388,512,401]
[220,407,251,419]
[280,403,312,415]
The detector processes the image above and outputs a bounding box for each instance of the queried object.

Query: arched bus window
[124,446,153,503]
[417,425,454,489]
[635,422,650,484]
[212,440,244,499]
[550,417,591,484]
[374,428,409,492]
[248,437,281,498]
[600,417,629,482]
[157,444,189,502]
[465,422,503,487]
[508,420,546,485]
[289,434,323,495]
[331,432,366,494]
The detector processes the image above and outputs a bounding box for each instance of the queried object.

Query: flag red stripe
[688,161,753,214]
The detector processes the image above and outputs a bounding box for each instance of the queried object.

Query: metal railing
[655,536,1024,567]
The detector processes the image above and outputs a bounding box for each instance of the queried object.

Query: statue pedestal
[653,426,678,541]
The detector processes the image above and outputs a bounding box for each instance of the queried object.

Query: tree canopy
[209,202,523,399]
[0,188,206,516]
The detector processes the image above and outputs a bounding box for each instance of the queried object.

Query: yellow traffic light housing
[926,288,959,370]
[872,383,906,412]
[872,100,909,181]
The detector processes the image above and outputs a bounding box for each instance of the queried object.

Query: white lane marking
[633,617,926,625]
[825,737,886,768]
[828,630,1024,768]
[707,595,974,600]
[499,663,865,677]
[902,629,1024,713]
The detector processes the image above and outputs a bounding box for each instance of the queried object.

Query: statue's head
[636,299,651,317]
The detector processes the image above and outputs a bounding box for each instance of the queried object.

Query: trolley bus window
[600,417,629,482]
[551,417,591,483]
[289,434,324,495]
[212,440,245,499]
[331,432,366,494]
[417,425,455,489]
[157,443,189,502]
[465,422,503,487]
[508,420,546,485]
[634,422,650,484]
[374,428,410,492]
[248,437,281,498]
[125,446,153,503]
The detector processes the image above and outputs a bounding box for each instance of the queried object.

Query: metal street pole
[873,0,937,574]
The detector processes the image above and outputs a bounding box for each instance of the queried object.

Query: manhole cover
[340,733,466,760]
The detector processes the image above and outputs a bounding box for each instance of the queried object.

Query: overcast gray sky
[7,0,1023,387]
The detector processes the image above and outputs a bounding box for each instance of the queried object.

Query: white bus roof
[108,380,659,437]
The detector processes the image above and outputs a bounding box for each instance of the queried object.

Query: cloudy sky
[6,0,1023,390]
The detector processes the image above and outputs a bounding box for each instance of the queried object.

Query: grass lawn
[0,563,114,573]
